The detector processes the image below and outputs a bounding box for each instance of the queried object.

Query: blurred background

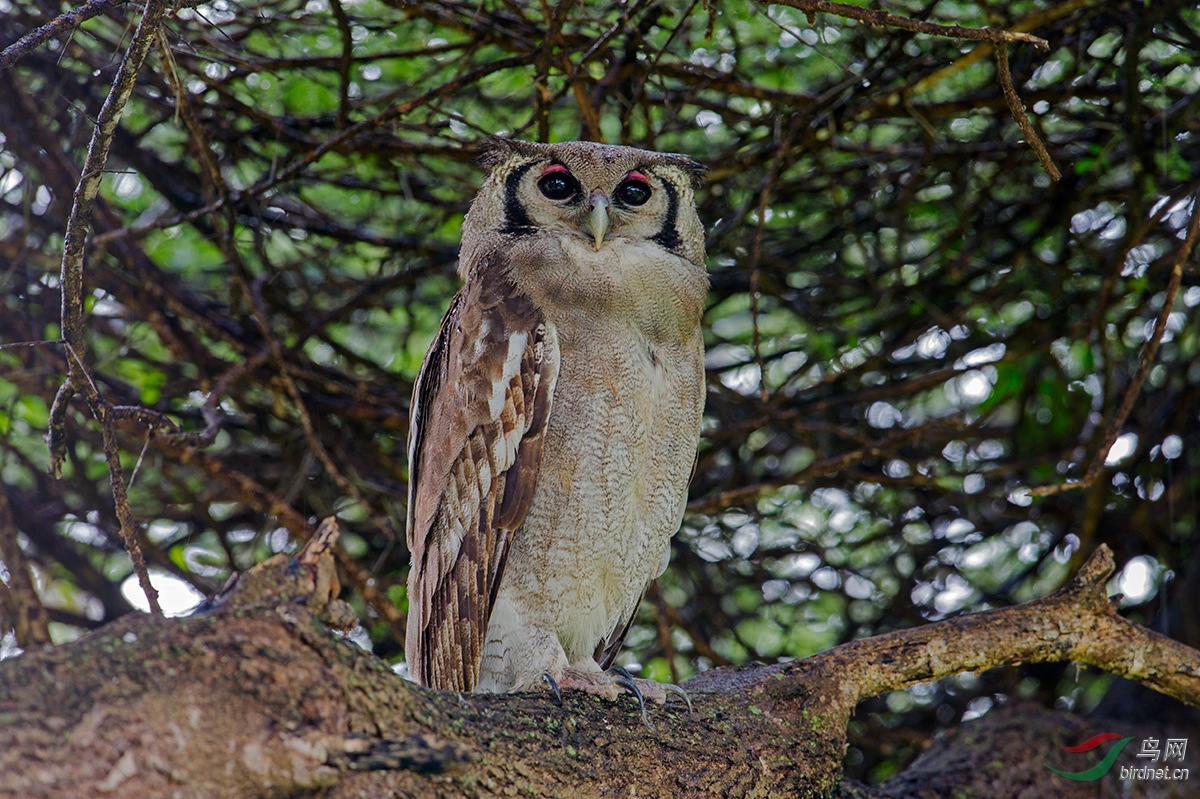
[1,0,1197,782]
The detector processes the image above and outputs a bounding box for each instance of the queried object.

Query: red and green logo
[1045,733,1133,781]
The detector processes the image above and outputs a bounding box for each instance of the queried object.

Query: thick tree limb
[747,545,1199,704]
[688,543,1200,794]
[1,531,1194,798]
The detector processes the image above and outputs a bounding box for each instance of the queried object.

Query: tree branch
[47,0,174,615]
[995,43,1061,180]
[770,0,1050,50]
[1,536,1193,798]
[0,0,125,72]
[688,544,1200,794]
[0,489,50,646]
[770,0,1059,178]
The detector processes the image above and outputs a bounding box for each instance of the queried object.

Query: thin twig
[687,421,959,514]
[0,339,66,351]
[1033,194,1200,497]
[91,54,535,246]
[155,441,409,645]
[532,2,572,142]
[748,123,798,403]
[126,426,154,492]
[329,0,354,129]
[995,43,1061,181]
[49,0,173,616]
[244,277,398,542]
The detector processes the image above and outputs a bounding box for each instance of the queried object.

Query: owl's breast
[503,315,704,661]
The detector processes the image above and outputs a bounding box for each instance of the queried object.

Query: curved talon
[607,666,653,729]
[663,682,694,715]
[541,672,563,707]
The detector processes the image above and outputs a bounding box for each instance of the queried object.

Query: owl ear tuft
[475,137,515,170]
[666,154,708,190]
[476,137,545,171]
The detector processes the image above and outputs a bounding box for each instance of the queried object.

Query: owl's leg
[553,662,691,729]
[478,594,574,693]
[555,659,623,700]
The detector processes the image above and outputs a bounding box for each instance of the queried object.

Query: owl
[405,138,707,711]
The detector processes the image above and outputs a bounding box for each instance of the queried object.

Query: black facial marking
[500,161,538,236]
[650,176,682,252]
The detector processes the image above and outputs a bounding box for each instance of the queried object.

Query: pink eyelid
[541,164,571,176]
[626,170,650,183]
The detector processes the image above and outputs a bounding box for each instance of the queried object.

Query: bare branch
[995,43,1061,181]
[90,53,536,246]
[49,0,174,615]
[770,0,1050,50]
[0,0,124,71]
[0,490,50,646]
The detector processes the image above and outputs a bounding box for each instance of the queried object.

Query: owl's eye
[537,169,578,201]
[616,178,652,206]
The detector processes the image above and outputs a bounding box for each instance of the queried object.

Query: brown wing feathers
[406,260,557,690]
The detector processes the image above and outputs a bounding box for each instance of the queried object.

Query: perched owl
[405,138,707,708]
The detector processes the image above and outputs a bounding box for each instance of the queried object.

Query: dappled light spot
[121,571,204,618]
[1116,555,1161,605]
[1104,432,1139,465]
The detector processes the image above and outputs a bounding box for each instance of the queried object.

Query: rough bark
[1,525,1196,799]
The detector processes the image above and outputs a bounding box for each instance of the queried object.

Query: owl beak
[583,191,610,250]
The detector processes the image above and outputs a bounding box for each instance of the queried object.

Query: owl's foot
[541,672,563,706]
[662,681,695,715]
[606,666,652,728]
[607,666,693,714]
[538,665,692,729]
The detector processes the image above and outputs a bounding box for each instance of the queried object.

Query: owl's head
[459,138,706,275]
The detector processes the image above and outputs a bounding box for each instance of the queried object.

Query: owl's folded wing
[405,264,558,691]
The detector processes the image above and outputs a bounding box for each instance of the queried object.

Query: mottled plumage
[406,138,707,701]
